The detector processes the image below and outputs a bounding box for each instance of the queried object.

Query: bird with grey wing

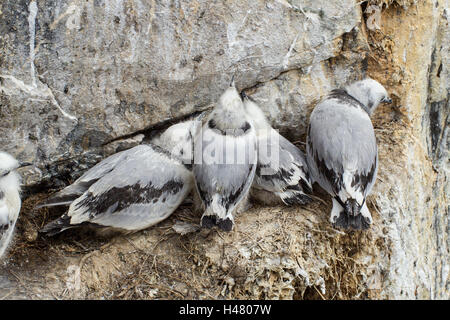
[193,78,257,231]
[38,120,199,236]
[306,78,393,230]
[241,92,313,206]
[151,116,204,169]
[0,152,31,258]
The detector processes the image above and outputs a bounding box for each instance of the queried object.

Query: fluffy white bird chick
[193,80,257,231]
[0,152,22,258]
[242,94,312,206]
[307,78,392,230]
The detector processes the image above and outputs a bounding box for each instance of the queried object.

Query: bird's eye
[0,171,10,178]
[381,96,392,104]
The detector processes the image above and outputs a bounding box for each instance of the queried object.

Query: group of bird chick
[0,77,392,259]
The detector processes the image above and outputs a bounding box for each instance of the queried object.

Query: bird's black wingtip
[39,215,72,236]
[282,193,313,206]
[333,212,371,230]
[200,215,217,229]
[35,193,78,209]
[217,218,233,232]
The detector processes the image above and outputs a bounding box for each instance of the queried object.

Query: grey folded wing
[65,144,193,231]
[255,130,311,192]
[37,146,145,208]
[306,99,378,197]
[193,125,257,213]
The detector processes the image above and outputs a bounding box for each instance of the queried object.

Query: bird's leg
[236,193,253,214]
[360,202,373,225]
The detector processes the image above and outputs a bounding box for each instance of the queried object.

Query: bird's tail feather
[36,192,80,208]
[39,215,74,236]
[36,182,92,208]
[279,189,312,206]
[200,212,235,232]
[35,198,75,208]
[332,198,371,230]
[299,175,313,194]
[200,214,217,229]
[344,199,361,217]
[217,217,233,231]
[200,202,235,231]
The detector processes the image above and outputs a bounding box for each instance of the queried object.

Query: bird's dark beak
[230,75,235,87]
[382,97,393,104]
[18,162,32,168]
[240,91,248,100]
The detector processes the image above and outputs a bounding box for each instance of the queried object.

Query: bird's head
[345,78,392,115]
[0,152,29,191]
[241,92,269,130]
[153,121,200,165]
[0,152,19,177]
[218,75,243,111]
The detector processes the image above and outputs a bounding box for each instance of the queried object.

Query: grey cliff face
[1,0,360,187]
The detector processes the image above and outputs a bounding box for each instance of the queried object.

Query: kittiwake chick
[193,79,257,231]
[241,93,312,206]
[39,130,195,235]
[0,152,29,258]
[151,117,203,167]
[306,78,392,230]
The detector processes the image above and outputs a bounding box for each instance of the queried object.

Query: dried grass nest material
[0,115,409,300]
